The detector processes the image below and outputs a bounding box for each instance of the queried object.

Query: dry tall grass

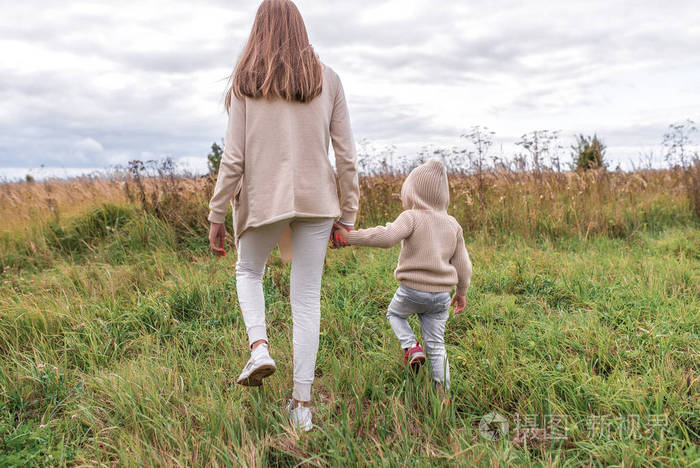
[360,168,695,239]
[0,176,127,233]
[1,164,697,244]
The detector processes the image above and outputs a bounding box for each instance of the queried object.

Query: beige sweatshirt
[347,160,472,295]
[208,64,359,245]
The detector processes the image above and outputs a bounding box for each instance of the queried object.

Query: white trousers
[235,217,334,402]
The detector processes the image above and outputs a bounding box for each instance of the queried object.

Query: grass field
[0,171,699,465]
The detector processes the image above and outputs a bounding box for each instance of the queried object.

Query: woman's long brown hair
[226,0,323,109]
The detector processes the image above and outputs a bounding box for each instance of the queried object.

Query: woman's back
[240,64,356,229]
[208,64,359,241]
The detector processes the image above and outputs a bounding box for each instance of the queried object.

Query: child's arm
[337,211,415,248]
[450,225,472,313]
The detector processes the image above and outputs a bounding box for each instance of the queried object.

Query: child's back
[347,159,471,296]
[394,210,466,294]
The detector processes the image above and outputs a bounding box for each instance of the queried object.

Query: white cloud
[0,0,699,176]
[74,137,104,153]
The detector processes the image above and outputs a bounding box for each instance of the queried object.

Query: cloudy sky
[1,0,699,179]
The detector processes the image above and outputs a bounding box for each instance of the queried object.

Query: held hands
[450,294,466,314]
[209,223,227,257]
[329,221,352,249]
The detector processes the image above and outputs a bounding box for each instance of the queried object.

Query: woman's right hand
[209,223,227,257]
[330,221,353,249]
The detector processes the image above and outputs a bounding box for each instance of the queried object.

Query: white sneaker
[286,399,313,432]
[236,344,276,386]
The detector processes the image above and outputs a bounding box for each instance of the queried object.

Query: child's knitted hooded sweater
[347,160,472,295]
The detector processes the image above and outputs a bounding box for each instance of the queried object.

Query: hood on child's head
[400,159,449,211]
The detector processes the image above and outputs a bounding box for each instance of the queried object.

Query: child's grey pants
[235,217,334,402]
[387,284,451,387]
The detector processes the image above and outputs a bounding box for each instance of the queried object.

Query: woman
[207,0,359,432]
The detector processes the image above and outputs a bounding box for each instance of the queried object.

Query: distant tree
[25,174,35,183]
[663,119,697,169]
[516,130,563,172]
[460,126,495,204]
[207,141,224,177]
[572,134,606,170]
[461,125,495,176]
[662,119,700,220]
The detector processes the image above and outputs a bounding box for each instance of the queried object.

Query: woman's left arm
[329,74,359,227]
[208,96,246,224]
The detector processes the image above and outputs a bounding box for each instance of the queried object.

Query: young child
[335,159,472,389]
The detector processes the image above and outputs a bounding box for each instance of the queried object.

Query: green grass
[0,206,698,466]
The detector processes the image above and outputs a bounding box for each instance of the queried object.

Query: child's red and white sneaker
[404,343,426,371]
